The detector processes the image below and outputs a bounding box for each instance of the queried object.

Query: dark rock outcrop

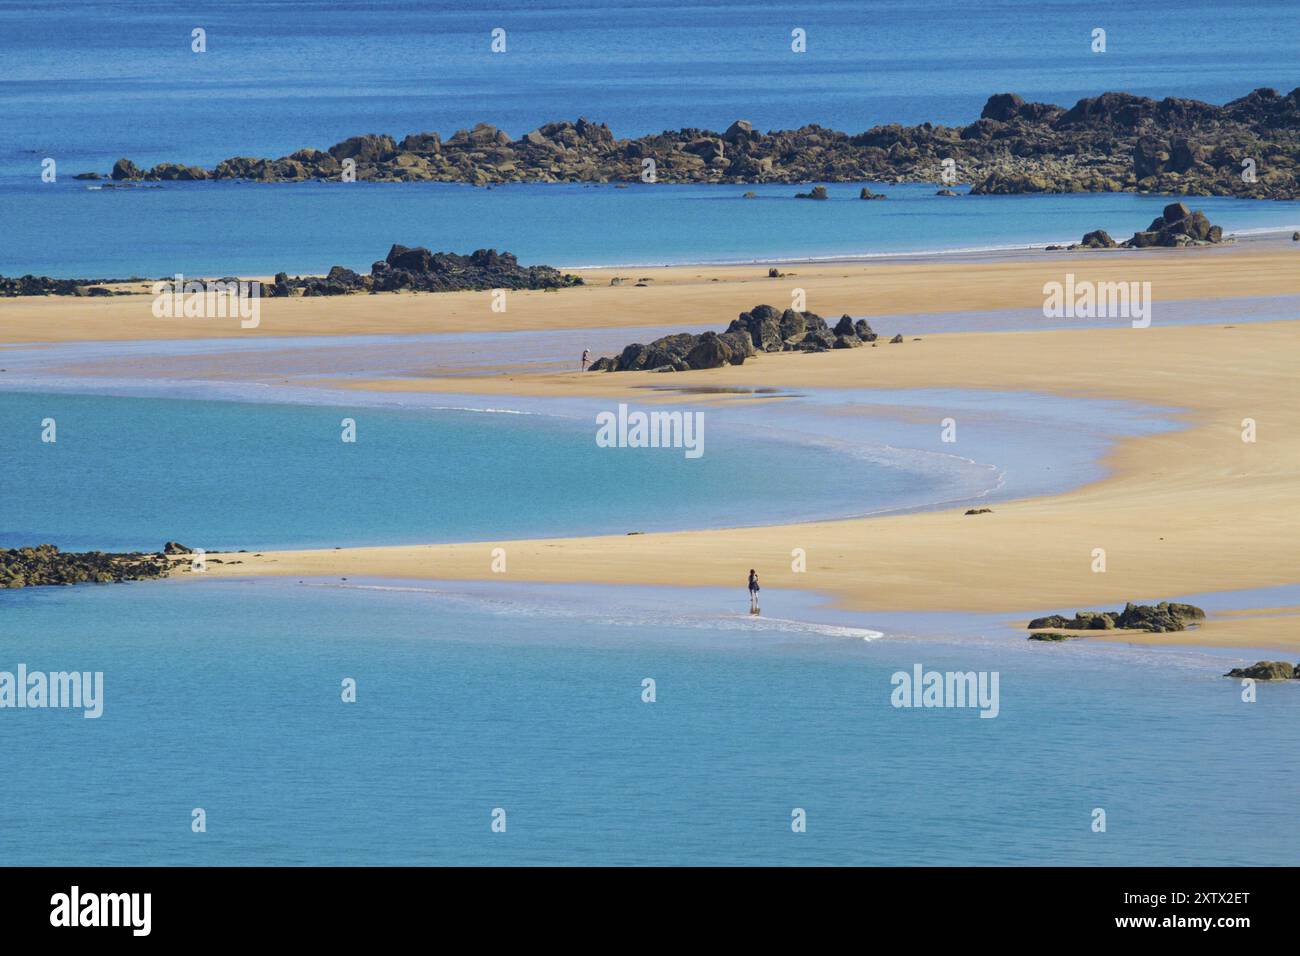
[1121,202,1225,247]
[588,304,886,372]
[1066,205,1227,250]
[1027,601,1206,633]
[3,246,579,298]
[0,274,141,297]
[795,185,829,200]
[110,158,143,180]
[1079,229,1117,248]
[1224,661,1299,680]
[0,544,170,589]
[95,88,1300,199]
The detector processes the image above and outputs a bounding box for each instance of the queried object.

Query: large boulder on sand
[385,243,433,272]
[728,305,784,351]
[1121,205,1224,248]
[591,303,876,372]
[1079,229,1117,248]
[684,331,734,369]
[778,309,806,341]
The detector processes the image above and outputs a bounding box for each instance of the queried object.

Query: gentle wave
[296,580,884,641]
[564,227,1300,270]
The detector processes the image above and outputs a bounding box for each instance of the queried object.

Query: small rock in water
[1224,661,1299,680]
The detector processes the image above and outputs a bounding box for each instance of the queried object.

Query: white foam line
[293,581,885,640]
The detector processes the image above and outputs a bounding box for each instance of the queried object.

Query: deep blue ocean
[3,0,1297,175]
[1,0,1299,273]
[5,181,1300,276]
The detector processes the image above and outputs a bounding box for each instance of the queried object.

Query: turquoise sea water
[6,375,1292,867]
[0,376,1179,554]
[3,577,1298,866]
[2,0,1299,274]
[3,0,1299,867]
[0,389,973,552]
[5,181,1300,277]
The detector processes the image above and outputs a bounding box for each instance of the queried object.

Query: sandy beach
[5,242,1298,650]
[3,241,1298,344]
[14,242,1280,651]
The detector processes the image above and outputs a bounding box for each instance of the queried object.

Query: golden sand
[8,244,1299,653]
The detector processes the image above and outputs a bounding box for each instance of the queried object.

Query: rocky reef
[1,247,580,298]
[587,304,883,372]
[265,245,582,296]
[0,544,171,588]
[90,88,1300,199]
[1027,601,1206,634]
[1224,661,1300,680]
[1064,202,1227,250]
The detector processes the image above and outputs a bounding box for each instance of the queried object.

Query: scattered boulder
[1027,601,1206,633]
[590,303,885,371]
[1120,203,1225,248]
[889,333,904,343]
[110,158,142,181]
[859,187,886,199]
[1224,661,1299,680]
[1079,229,1117,248]
[795,185,829,200]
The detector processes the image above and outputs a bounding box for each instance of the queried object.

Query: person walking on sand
[581,348,590,371]
[748,569,760,614]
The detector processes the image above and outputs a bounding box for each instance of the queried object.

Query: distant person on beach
[581,348,590,371]
[748,569,760,613]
